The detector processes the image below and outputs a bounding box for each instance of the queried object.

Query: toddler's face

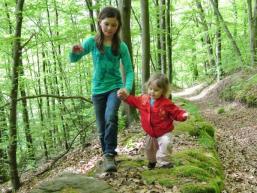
[148,81,163,100]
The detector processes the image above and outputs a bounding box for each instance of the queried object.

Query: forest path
[2,75,256,193]
[174,77,257,193]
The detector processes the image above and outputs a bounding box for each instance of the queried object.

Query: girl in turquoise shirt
[69,6,134,172]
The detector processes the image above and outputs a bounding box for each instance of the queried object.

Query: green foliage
[220,73,257,107]
[0,159,10,183]
[217,108,225,114]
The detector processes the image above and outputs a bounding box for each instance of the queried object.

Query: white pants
[145,133,172,166]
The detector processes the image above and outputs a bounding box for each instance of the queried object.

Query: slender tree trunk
[166,0,172,82]
[160,0,167,73]
[8,0,25,190]
[140,0,150,89]
[247,0,257,66]
[85,0,96,32]
[154,0,162,71]
[119,0,137,125]
[210,0,244,66]
[19,68,35,159]
[214,0,223,80]
[254,0,257,61]
[196,0,215,70]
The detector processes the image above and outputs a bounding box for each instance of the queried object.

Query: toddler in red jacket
[118,73,188,169]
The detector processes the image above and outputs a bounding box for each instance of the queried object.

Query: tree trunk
[195,1,215,70]
[8,0,25,190]
[210,0,244,66]
[247,0,257,66]
[154,0,162,71]
[166,0,172,82]
[0,92,8,182]
[140,0,150,89]
[85,0,96,32]
[160,0,167,73]
[214,0,223,80]
[119,0,137,125]
[19,68,35,159]
[254,0,257,61]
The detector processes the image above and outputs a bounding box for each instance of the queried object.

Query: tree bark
[85,0,96,32]
[8,0,25,190]
[166,0,172,83]
[214,0,223,80]
[140,0,150,89]
[119,0,137,125]
[154,0,162,71]
[195,0,215,70]
[247,0,257,66]
[160,0,167,73]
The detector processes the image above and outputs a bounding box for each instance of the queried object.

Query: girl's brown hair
[146,73,170,97]
[95,6,121,56]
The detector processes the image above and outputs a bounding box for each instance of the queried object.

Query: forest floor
[1,73,257,193]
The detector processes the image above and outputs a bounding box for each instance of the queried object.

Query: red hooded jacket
[125,94,187,138]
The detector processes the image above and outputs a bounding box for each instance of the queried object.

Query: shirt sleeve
[166,102,187,121]
[125,95,142,109]
[120,42,134,93]
[69,37,94,63]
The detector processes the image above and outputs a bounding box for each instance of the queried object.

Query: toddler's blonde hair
[146,73,170,98]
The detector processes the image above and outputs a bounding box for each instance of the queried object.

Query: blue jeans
[92,89,121,155]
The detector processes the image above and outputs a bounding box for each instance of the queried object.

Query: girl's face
[148,81,163,100]
[99,17,119,39]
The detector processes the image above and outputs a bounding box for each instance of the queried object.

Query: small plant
[217,108,225,114]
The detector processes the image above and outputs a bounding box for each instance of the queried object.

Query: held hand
[117,88,129,100]
[72,45,84,54]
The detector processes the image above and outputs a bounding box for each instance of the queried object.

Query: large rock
[30,173,117,193]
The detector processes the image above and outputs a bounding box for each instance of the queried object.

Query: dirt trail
[174,78,257,193]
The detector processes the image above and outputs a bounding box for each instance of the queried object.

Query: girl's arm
[69,37,94,63]
[120,42,134,93]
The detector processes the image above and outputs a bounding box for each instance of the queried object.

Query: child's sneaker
[147,162,157,170]
[159,162,173,168]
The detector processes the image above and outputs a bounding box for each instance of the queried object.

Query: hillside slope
[176,74,257,193]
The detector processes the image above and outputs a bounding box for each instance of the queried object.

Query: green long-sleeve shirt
[69,36,134,95]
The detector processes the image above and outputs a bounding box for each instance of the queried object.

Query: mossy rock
[30,173,117,193]
[141,148,223,192]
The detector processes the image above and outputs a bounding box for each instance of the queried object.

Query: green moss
[196,122,215,138]
[181,183,217,193]
[174,165,211,181]
[198,131,216,149]
[118,158,145,168]
[172,149,223,177]
[142,148,223,192]
[175,119,215,139]
[61,187,80,193]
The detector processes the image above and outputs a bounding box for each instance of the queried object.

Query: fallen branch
[0,94,92,109]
